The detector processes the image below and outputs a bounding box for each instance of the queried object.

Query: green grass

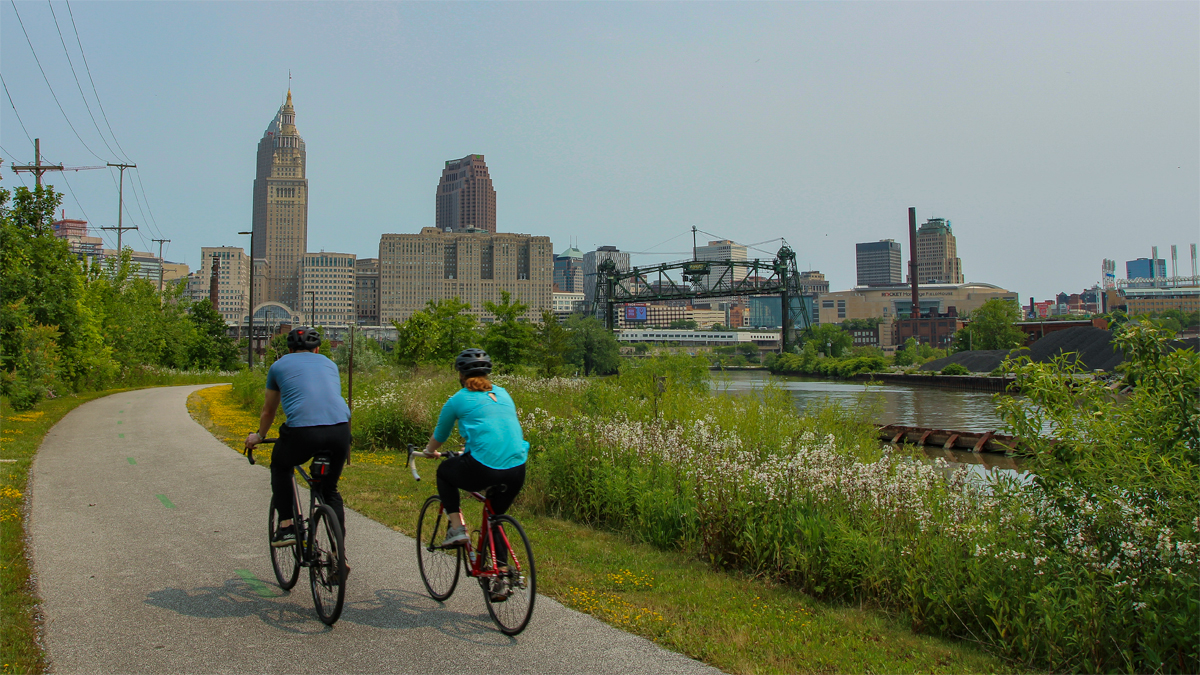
[191,387,1012,674]
[1,391,118,675]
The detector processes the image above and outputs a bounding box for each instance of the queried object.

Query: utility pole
[101,162,136,252]
[238,231,255,369]
[152,238,171,291]
[11,139,65,188]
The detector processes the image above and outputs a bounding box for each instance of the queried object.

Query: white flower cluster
[494,375,590,396]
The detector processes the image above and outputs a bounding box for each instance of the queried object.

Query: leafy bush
[940,362,970,376]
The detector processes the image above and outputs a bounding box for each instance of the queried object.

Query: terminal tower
[251,89,308,311]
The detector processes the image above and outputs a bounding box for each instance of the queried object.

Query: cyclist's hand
[422,448,440,459]
[245,432,262,450]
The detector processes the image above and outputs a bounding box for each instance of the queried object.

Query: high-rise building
[378,228,552,324]
[553,246,584,293]
[436,155,496,233]
[198,247,251,324]
[300,252,356,325]
[694,240,749,291]
[252,90,308,311]
[909,218,963,284]
[582,246,631,307]
[856,239,902,286]
[355,258,380,325]
[51,217,104,263]
[1126,258,1167,280]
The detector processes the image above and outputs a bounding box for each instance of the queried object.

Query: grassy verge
[1,390,124,675]
[189,384,1010,674]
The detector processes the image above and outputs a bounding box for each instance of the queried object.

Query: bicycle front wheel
[482,514,536,636]
[308,504,346,626]
[416,495,461,601]
[269,504,300,590]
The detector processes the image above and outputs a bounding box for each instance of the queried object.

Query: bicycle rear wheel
[269,504,300,590]
[481,514,536,636]
[308,504,346,626]
[416,495,461,601]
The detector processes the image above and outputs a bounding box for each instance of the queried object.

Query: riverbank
[856,372,1016,392]
[189,383,1011,674]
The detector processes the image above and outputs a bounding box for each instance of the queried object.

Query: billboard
[624,305,648,322]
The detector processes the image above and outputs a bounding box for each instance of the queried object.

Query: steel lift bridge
[593,242,813,353]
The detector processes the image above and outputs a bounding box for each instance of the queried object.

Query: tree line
[1,186,240,410]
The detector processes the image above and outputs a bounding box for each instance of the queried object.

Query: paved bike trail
[29,386,721,674]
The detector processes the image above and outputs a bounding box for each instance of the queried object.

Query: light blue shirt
[265,352,350,428]
[433,385,529,470]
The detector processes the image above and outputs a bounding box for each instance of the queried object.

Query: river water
[712,370,1027,477]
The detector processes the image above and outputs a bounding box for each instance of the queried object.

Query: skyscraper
[694,240,749,291]
[582,246,630,307]
[436,155,496,233]
[554,246,584,293]
[856,239,902,286]
[910,218,964,284]
[252,90,308,311]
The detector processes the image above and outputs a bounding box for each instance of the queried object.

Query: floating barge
[879,424,1021,455]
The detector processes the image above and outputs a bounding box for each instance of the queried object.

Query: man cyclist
[422,348,529,600]
[245,327,351,550]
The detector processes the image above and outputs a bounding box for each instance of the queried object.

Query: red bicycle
[406,446,536,635]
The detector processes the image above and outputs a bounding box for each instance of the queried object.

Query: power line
[46,0,120,159]
[64,0,131,163]
[8,0,109,162]
[0,74,36,149]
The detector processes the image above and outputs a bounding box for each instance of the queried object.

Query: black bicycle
[246,438,346,626]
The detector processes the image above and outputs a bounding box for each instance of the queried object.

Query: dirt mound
[921,326,1123,372]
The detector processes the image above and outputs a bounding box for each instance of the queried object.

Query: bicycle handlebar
[406,444,461,482]
[244,436,278,465]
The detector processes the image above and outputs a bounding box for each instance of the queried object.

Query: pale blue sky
[3,1,1197,300]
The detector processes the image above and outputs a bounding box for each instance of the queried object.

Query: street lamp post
[238,231,254,369]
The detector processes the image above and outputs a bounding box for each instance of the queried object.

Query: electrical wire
[64,0,131,163]
[8,0,109,162]
[1,74,36,149]
[47,0,120,160]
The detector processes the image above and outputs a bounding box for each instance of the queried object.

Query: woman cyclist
[422,348,528,599]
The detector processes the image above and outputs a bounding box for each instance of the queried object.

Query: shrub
[940,362,970,376]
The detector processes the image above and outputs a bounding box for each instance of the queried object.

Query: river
[712,369,1027,477]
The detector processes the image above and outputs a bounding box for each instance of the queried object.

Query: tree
[667,319,698,329]
[482,290,536,369]
[392,297,478,365]
[893,337,919,367]
[802,323,852,357]
[186,299,240,370]
[564,315,620,376]
[963,298,1025,351]
[535,310,571,376]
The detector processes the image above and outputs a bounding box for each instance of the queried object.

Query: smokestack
[209,255,221,307]
[1030,296,1035,319]
[1192,243,1197,278]
[1152,246,1159,283]
[1171,244,1178,279]
[908,207,919,318]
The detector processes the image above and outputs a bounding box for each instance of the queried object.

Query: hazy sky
[3,1,1197,300]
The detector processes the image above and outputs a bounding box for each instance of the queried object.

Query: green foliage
[482,290,536,369]
[329,328,388,374]
[801,323,852,357]
[667,319,698,329]
[262,333,289,367]
[939,362,970,376]
[840,317,884,331]
[0,315,61,410]
[535,310,571,376]
[893,337,946,367]
[564,315,621,376]
[392,297,479,366]
[963,298,1026,350]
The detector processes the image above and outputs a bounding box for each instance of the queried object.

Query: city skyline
[1,2,1196,300]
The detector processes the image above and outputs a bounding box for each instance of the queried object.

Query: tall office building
[1126,258,1167,280]
[910,218,964,284]
[251,89,308,311]
[554,246,584,293]
[300,252,356,325]
[694,240,749,291]
[582,246,631,307]
[856,239,902,286]
[355,258,380,325]
[378,228,552,324]
[436,155,496,233]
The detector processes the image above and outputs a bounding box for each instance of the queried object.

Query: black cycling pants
[271,422,349,531]
[436,452,525,563]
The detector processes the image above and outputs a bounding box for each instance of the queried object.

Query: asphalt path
[29,385,721,674]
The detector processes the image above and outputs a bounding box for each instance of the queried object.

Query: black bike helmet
[286,326,322,351]
[454,348,492,377]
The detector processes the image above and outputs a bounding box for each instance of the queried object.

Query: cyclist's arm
[246,390,281,448]
[425,393,460,457]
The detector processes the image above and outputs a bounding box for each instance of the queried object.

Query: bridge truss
[594,243,813,352]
